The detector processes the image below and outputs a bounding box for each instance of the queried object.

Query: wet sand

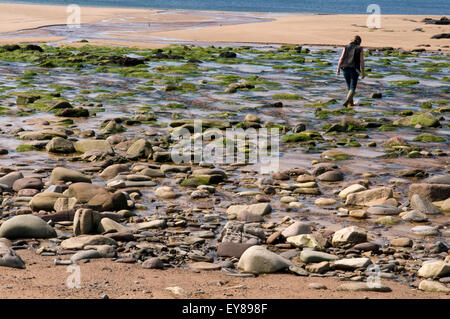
[0,3,448,50]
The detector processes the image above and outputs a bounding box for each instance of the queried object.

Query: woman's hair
[351,35,362,45]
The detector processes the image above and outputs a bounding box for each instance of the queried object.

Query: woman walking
[336,35,365,107]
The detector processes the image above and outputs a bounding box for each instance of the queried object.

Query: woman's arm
[337,48,345,75]
[360,49,365,79]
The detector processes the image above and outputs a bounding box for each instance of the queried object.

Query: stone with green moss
[181,175,214,187]
[394,112,440,128]
[281,131,322,143]
[16,144,38,152]
[321,150,350,161]
[413,134,446,143]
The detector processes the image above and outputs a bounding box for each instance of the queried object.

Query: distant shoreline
[0,3,448,52]
[0,0,449,15]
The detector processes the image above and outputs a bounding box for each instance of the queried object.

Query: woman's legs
[343,68,352,90]
[342,68,359,106]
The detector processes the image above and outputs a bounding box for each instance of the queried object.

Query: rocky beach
[0,3,449,299]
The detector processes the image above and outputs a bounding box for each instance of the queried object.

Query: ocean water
[1,0,449,15]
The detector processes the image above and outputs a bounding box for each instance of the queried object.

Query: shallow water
[0,43,448,250]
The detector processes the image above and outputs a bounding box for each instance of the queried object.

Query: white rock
[237,246,291,274]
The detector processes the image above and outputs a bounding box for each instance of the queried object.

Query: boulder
[237,246,291,274]
[0,215,56,239]
[0,243,26,269]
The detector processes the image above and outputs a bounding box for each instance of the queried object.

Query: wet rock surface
[0,43,448,296]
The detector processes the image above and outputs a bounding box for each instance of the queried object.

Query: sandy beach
[0,3,448,50]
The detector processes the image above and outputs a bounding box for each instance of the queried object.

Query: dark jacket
[341,43,362,71]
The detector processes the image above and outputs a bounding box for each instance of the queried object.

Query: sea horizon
[0,0,449,15]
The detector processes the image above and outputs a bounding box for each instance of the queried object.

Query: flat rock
[61,235,117,250]
[137,219,166,230]
[226,203,272,217]
[390,237,413,247]
[315,197,338,206]
[70,249,101,262]
[308,282,327,290]
[418,280,450,293]
[333,257,371,270]
[336,282,392,292]
[189,262,221,271]
[300,250,339,263]
[345,187,393,207]
[366,204,400,215]
[401,210,428,222]
[74,139,113,154]
[411,225,439,236]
